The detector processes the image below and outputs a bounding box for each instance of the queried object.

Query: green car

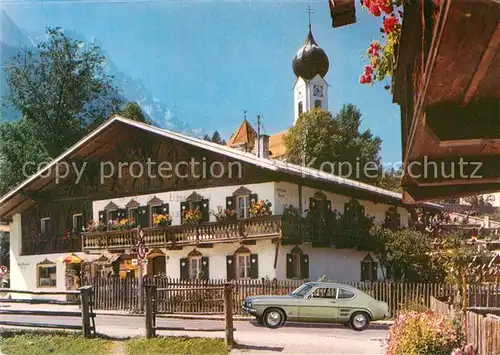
[242,282,389,331]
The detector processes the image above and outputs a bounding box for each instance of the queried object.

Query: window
[298,101,303,115]
[237,195,250,218]
[286,247,309,279]
[38,264,57,287]
[310,287,336,299]
[72,214,84,233]
[189,257,202,279]
[150,205,162,226]
[152,256,166,276]
[337,289,355,299]
[237,254,251,279]
[361,254,378,281]
[315,99,321,108]
[40,218,51,237]
[107,210,118,222]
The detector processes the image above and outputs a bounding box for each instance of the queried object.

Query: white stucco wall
[164,239,278,280]
[92,182,276,225]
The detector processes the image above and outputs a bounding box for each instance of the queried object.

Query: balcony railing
[82,215,282,251]
[22,235,81,255]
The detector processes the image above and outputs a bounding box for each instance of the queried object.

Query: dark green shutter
[200,199,210,222]
[249,194,258,204]
[300,254,309,280]
[137,206,149,228]
[66,214,73,232]
[180,201,189,223]
[226,255,235,280]
[250,254,258,279]
[161,203,170,215]
[226,196,235,210]
[361,261,367,281]
[325,200,332,212]
[201,256,209,280]
[309,197,316,211]
[372,262,378,281]
[180,258,189,280]
[344,203,349,216]
[98,210,105,223]
[360,205,366,216]
[286,253,294,279]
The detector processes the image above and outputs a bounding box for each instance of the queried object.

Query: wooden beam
[462,21,500,106]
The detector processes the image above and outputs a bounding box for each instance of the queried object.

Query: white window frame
[37,264,57,288]
[150,204,162,227]
[128,208,138,220]
[236,195,250,219]
[236,253,251,280]
[40,217,51,237]
[72,214,83,233]
[107,209,117,223]
[189,256,202,280]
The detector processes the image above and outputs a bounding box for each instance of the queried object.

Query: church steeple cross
[305,5,314,30]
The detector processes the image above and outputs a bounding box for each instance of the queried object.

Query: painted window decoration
[286,246,309,280]
[226,246,258,280]
[40,217,52,237]
[360,253,378,282]
[37,259,57,287]
[180,249,209,280]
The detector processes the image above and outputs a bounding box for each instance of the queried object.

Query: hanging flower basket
[183,208,203,224]
[249,200,273,217]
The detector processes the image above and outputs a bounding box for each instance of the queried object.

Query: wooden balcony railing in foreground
[82,215,282,251]
[22,235,81,255]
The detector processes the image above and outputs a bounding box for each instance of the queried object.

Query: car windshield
[290,283,314,298]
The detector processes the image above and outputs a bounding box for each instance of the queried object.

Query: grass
[0,330,112,355]
[124,337,228,355]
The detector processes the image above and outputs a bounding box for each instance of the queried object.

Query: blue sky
[1,0,401,163]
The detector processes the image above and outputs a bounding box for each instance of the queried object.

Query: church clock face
[313,85,323,97]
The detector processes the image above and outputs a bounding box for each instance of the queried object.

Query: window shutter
[325,200,332,212]
[201,257,209,280]
[180,201,189,223]
[300,254,309,280]
[250,254,258,279]
[360,261,367,281]
[309,197,316,211]
[161,203,170,215]
[249,194,258,204]
[200,199,210,222]
[137,206,149,228]
[360,205,366,216]
[372,262,378,281]
[180,258,189,280]
[286,253,294,279]
[226,196,235,210]
[226,255,235,281]
[117,208,127,219]
[98,211,105,224]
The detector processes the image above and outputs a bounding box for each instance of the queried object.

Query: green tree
[284,105,382,183]
[4,27,122,157]
[0,119,49,194]
[119,102,148,123]
[376,167,403,192]
[203,130,226,145]
[0,231,9,269]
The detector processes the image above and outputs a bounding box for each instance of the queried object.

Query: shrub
[387,310,464,355]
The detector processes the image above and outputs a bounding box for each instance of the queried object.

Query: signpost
[0,265,8,288]
[136,228,146,312]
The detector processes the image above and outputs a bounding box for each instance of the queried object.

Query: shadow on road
[234,343,284,352]
[248,320,390,331]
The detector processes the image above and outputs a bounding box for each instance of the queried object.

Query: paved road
[0,314,388,354]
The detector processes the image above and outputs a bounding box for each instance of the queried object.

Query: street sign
[0,265,8,276]
[137,243,147,259]
[131,259,138,266]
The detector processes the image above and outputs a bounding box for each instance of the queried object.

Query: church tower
[292,22,329,124]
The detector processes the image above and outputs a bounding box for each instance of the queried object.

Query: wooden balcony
[82,216,282,251]
[22,235,81,256]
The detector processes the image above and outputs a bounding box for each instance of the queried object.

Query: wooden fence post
[145,284,156,339]
[79,286,93,338]
[224,283,234,348]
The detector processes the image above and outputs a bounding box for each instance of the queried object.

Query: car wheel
[263,308,285,329]
[349,312,370,331]
[256,316,264,325]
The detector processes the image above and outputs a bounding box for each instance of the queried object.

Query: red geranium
[383,15,399,34]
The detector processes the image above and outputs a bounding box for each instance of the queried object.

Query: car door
[298,286,339,322]
[335,288,356,322]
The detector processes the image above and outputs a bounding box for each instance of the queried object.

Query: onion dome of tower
[292,25,329,80]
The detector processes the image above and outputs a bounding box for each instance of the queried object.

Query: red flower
[369,3,381,16]
[359,74,373,84]
[364,65,374,76]
[380,2,393,14]
[383,15,399,34]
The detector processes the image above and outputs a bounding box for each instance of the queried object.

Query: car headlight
[247,302,252,308]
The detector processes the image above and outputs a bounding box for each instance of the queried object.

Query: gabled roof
[0,116,442,219]
[228,119,257,148]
